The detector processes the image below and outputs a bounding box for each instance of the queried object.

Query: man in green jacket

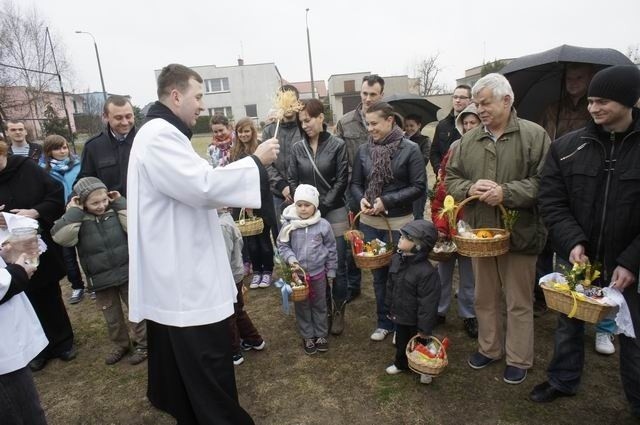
[446,73,550,385]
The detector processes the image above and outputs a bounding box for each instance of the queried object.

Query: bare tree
[411,53,447,96]
[0,0,72,138]
[626,43,640,63]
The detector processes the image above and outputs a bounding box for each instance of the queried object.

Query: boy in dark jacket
[384,219,441,384]
[51,177,147,366]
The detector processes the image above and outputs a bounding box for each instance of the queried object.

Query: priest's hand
[255,138,279,166]
[610,266,636,291]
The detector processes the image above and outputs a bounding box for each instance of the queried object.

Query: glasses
[452,95,470,100]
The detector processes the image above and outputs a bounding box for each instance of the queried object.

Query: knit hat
[74,177,107,204]
[400,219,437,252]
[587,65,640,108]
[294,184,319,208]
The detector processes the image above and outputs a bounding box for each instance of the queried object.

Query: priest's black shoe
[29,358,47,372]
[529,381,573,403]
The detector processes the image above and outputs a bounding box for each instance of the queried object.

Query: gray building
[155,60,284,125]
[327,72,415,122]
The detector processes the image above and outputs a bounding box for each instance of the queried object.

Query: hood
[400,219,437,252]
[455,103,480,136]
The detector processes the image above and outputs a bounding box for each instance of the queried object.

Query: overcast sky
[28,0,640,106]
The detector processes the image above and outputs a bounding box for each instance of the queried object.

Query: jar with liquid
[9,227,39,266]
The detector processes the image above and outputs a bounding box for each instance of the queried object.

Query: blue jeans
[547,282,640,415]
[331,236,348,303]
[438,254,475,318]
[359,222,398,331]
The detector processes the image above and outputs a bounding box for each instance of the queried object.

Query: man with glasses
[430,85,471,174]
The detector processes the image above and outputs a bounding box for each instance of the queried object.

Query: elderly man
[530,65,640,418]
[128,64,278,424]
[446,73,550,385]
[5,120,42,161]
[77,95,136,196]
[336,74,385,302]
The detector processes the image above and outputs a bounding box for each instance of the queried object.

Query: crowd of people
[0,61,639,424]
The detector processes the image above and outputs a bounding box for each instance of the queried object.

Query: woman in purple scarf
[350,101,427,342]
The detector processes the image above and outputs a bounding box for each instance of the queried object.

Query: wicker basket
[236,208,264,237]
[406,335,448,376]
[451,195,510,257]
[349,211,394,270]
[541,284,616,324]
[290,268,309,302]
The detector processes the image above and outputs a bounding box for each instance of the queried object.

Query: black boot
[330,300,347,335]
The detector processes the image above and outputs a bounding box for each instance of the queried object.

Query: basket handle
[351,210,394,244]
[456,194,507,217]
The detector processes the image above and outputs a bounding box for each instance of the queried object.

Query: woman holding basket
[288,98,349,335]
[350,101,427,341]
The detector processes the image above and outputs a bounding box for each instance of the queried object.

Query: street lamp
[305,8,316,99]
[75,30,107,101]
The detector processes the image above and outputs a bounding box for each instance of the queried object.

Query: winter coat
[77,125,136,196]
[385,250,441,334]
[42,158,81,201]
[445,110,550,255]
[288,130,349,216]
[350,138,426,218]
[8,142,43,163]
[0,264,48,374]
[410,132,431,169]
[277,218,338,279]
[127,102,263,327]
[430,110,460,174]
[262,120,303,197]
[539,94,590,141]
[538,110,640,282]
[0,156,65,289]
[336,104,369,168]
[51,197,128,292]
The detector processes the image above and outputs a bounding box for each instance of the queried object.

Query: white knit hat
[294,184,319,208]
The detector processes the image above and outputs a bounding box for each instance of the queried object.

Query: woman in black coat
[0,146,75,371]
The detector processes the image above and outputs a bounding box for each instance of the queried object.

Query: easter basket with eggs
[344,211,394,270]
[443,195,517,258]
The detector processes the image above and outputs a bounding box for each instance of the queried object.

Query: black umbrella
[383,93,440,126]
[500,44,634,122]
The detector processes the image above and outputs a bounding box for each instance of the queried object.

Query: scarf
[364,125,404,203]
[49,157,72,174]
[278,204,322,242]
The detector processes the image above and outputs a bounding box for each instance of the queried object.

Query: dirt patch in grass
[33,270,638,425]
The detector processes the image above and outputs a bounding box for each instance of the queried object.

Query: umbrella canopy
[383,93,440,126]
[500,44,634,121]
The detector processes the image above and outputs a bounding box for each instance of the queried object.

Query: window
[245,104,257,117]
[209,107,232,118]
[344,80,355,92]
[205,78,230,93]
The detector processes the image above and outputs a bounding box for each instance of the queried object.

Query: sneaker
[420,374,433,384]
[128,348,148,365]
[249,274,262,289]
[370,328,390,341]
[315,337,328,352]
[90,291,97,300]
[69,288,84,304]
[385,364,404,375]
[105,346,129,365]
[232,353,245,366]
[503,365,527,384]
[303,338,316,355]
[468,351,498,369]
[595,332,615,355]
[240,339,266,351]
[58,347,77,361]
[463,317,479,338]
[258,272,272,288]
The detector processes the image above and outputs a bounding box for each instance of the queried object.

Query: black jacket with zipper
[350,138,426,218]
[287,130,348,217]
[430,110,460,174]
[539,109,640,282]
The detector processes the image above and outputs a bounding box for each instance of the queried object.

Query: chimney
[237,58,244,66]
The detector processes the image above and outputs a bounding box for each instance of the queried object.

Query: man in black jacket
[429,85,471,174]
[77,95,136,196]
[531,65,640,419]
